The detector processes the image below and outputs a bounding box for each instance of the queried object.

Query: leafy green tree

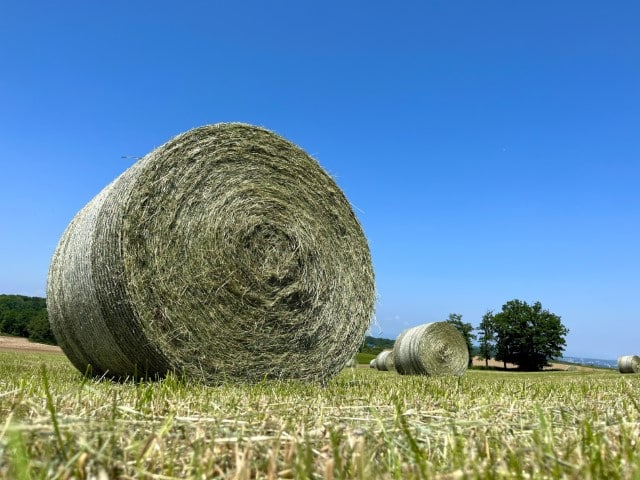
[492,299,568,371]
[0,294,56,345]
[27,310,56,345]
[476,310,495,367]
[445,313,476,366]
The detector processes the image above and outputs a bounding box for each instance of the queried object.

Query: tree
[0,294,56,345]
[445,313,476,366]
[476,310,495,367]
[27,310,56,345]
[492,299,568,371]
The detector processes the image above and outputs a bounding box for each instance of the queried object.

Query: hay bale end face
[618,355,640,374]
[394,322,468,376]
[47,123,375,384]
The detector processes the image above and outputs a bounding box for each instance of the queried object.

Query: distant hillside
[0,294,56,345]
[360,335,394,355]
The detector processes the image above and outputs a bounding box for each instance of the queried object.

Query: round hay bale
[374,349,394,371]
[369,359,376,368]
[394,322,468,376]
[617,355,640,374]
[383,350,395,371]
[344,357,357,369]
[47,123,375,384]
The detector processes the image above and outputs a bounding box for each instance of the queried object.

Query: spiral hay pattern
[617,355,640,374]
[393,322,468,376]
[47,123,375,384]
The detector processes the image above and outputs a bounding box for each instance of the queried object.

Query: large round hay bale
[374,349,394,371]
[394,322,468,376]
[617,355,640,374]
[47,123,375,384]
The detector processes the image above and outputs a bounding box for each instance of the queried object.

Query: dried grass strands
[393,322,468,376]
[47,123,375,384]
[617,355,640,374]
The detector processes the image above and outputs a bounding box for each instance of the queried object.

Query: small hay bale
[617,355,640,374]
[344,357,357,369]
[369,359,376,368]
[47,123,375,384]
[383,350,395,371]
[374,349,394,371]
[394,322,468,376]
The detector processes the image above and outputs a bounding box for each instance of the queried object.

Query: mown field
[1,350,639,479]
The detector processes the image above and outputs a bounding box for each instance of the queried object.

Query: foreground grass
[1,352,639,479]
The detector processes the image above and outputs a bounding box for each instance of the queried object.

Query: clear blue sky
[1,1,638,360]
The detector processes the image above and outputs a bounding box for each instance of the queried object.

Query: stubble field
[0,342,639,479]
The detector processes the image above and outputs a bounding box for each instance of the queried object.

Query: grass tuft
[1,351,640,477]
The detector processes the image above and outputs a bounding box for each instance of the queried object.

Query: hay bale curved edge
[394,322,468,376]
[373,349,394,371]
[618,355,640,374]
[47,123,375,384]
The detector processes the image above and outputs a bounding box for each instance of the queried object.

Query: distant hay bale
[369,359,376,368]
[617,355,640,374]
[344,357,357,369]
[384,350,395,371]
[47,123,375,384]
[374,349,394,371]
[394,322,468,376]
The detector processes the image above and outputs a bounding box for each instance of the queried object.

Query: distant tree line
[359,335,395,355]
[0,294,56,345]
[446,299,568,371]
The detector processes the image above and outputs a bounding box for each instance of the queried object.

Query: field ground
[0,336,599,372]
[1,337,639,479]
[357,349,601,373]
[0,335,63,354]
